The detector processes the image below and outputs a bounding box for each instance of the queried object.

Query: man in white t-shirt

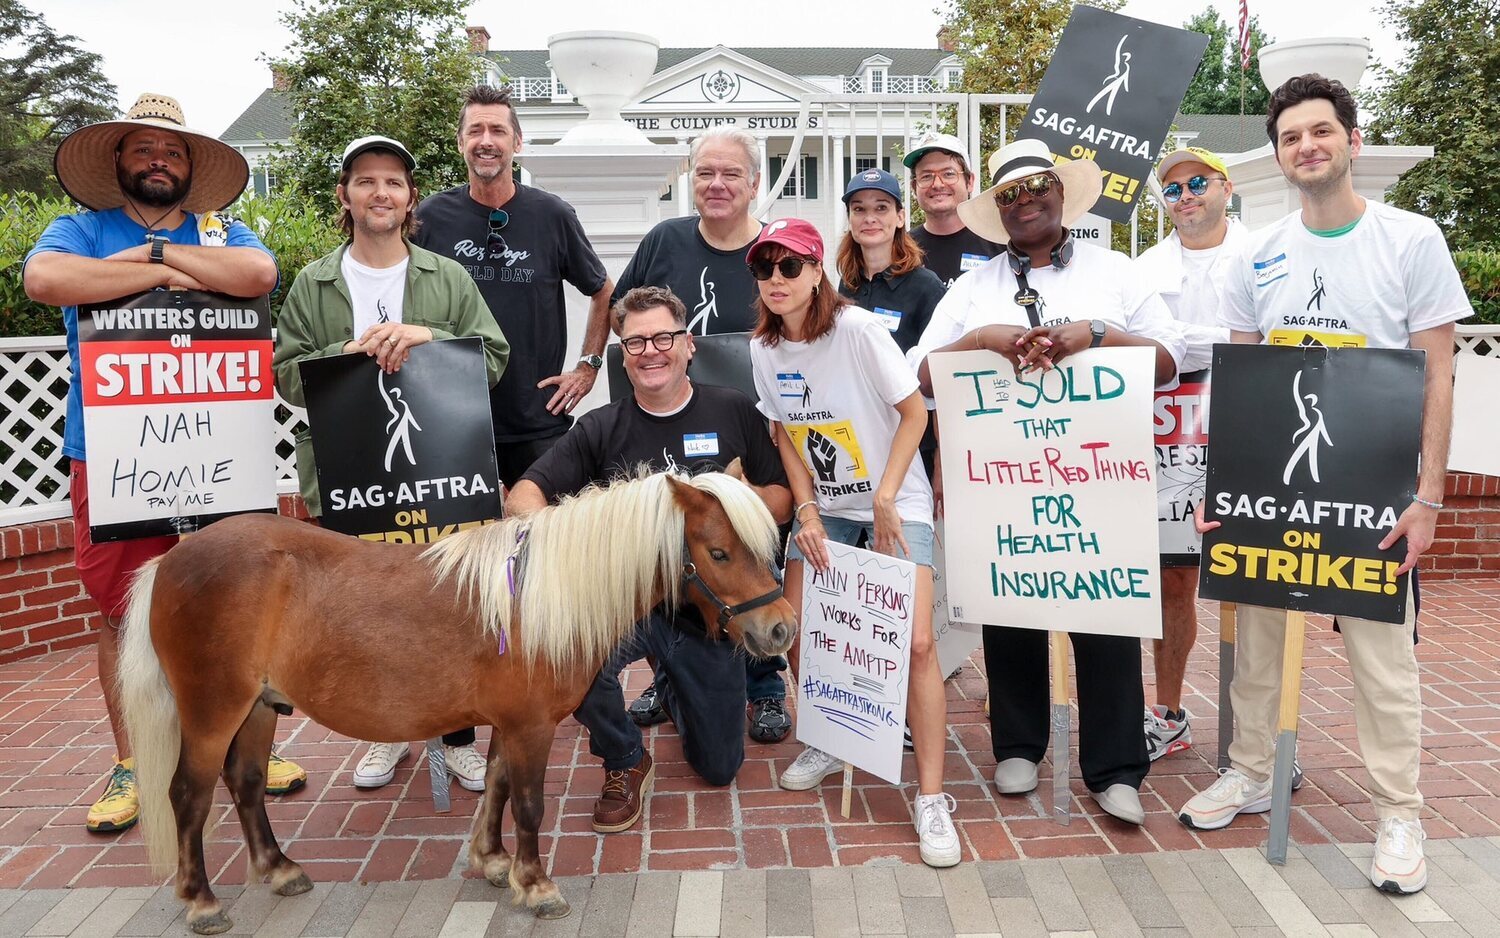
[909,138,1186,828]
[1132,146,1247,763]
[1178,75,1471,896]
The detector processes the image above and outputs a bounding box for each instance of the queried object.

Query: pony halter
[680,558,785,632]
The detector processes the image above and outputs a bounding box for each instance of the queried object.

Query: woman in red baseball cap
[746,219,958,868]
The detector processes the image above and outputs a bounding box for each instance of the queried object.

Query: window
[868,67,886,94]
[252,167,277,198]
[945,68,962,90]
[768,155,819,200]
[849,156,892,178]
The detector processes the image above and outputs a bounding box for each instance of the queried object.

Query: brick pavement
[1,580,1497,892]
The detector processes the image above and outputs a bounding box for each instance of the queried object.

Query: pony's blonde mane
[423,469,778,672]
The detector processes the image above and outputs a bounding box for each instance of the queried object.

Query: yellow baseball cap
[1155,145,1229,182]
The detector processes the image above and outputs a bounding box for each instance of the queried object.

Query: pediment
[636,46,820,107]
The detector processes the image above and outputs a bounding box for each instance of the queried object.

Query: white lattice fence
[0,336,303,527]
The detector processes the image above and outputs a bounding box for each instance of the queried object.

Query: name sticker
[1254,252,1289,287]
[777,372,806,398]
[872,307,903,332]
[683,433,719,457]
[960,253,989,272]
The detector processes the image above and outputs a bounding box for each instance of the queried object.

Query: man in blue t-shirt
[23,92,304,834]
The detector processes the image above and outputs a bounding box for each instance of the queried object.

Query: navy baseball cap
[842,168,902,205]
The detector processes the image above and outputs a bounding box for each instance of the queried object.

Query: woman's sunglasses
[1161,175,1225,203]
[749,256,816,281]
[994,172,1056,207]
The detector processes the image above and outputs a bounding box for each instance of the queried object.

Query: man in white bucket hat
[908,137,1185,826]
[24,93,303,833]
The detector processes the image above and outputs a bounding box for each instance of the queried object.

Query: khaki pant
[1227,598,1422,820]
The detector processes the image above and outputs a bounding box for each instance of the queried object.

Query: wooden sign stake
[1218,602,1237,770]
[1050,630,1071,825]
[1266,610,1307,865]
[840,763,854,819]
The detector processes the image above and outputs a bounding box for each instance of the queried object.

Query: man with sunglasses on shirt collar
[414,85,614,489]
[506,286,791,833]
[1130,146,1247,765]
[908,138,1186,827]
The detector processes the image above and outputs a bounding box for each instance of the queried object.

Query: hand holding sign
[352,322,435,373]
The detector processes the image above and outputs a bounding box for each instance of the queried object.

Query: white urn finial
[547,30,659,145]
[1258,37,1372,95]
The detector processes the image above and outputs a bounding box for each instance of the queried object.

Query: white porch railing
[840,75,954,95]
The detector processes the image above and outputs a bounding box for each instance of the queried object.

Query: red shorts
[69,460,176,618]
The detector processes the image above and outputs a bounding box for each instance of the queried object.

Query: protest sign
[797,540,915,785]
[1449,353,1500,476]
[1199,345,1425,623]
[1156,369,1210,563]
[932,520,983,676]
[1020,5,1208,223]
[299,337,500,541]
[930,347,1162,638]
[78,290,277,541]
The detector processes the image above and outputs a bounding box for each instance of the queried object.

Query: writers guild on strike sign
[299,337,501,543]
[77,290,278,541]
[1199,345,1426,624]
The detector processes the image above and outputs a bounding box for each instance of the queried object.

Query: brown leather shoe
[592,751,654,833]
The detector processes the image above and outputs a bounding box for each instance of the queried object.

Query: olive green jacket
[272,240,509,515]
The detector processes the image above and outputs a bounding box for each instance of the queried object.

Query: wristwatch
[579,354,604,370]
[147,235,167,264]
[1088,319,1107,348]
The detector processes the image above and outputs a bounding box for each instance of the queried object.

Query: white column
[676,136,691,217]
[831,135,846,239]
[756,134,769,204]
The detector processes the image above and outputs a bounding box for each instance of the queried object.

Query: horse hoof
[274,872,314,896]
[533,897,571,920]
[189,911,233,935]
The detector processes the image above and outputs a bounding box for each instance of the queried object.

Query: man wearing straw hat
[908,138,1185,826]
[24,92,306,833]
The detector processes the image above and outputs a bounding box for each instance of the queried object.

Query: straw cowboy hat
[956,138,1102,245]
[54,93,249,214]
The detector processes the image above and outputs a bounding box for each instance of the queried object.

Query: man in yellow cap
[23,93,306,833]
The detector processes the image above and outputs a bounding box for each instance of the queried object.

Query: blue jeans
[787,515,935,567]
[573,610,749,786]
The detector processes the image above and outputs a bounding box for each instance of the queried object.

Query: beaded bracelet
[794,499,818,521]
[1413,496,1443,510]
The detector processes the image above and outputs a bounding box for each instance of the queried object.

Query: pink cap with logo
[746,218,825,264]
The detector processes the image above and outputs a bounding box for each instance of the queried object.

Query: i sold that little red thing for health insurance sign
[930,347,1162,639]
[78,291,278,541]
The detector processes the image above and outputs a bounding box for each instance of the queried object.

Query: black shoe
[628,680,669,726]
[748,697,792,743]
[903,725,914,750]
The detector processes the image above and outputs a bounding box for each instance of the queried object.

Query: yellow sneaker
[267,752,308,795]
[86,757,139,833]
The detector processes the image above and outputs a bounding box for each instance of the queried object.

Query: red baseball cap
[746,218,824,264]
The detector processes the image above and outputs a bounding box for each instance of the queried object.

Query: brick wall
[0,494,308,664]
[1425,472,1500,579]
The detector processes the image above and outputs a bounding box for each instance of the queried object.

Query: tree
[1178,6,1272,115]
[264,0,485,212]
[1366,0,1500,250]
[0,0,117,196]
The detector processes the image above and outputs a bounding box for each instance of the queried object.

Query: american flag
[1238,0,1252,69]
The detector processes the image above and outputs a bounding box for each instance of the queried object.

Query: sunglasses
[749,256,816,281]
[1161,175,1225,203]
[994,172,1056,207]
[486,209,509,248]
[621,329,689,355]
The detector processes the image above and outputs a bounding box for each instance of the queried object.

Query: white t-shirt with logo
[1219,201,1471,350]
[909,242,1187,382]
[751,306,933,526]
[342,251,409,337]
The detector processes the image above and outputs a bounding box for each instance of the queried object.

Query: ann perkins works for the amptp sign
[78,291,277,541]
[300,337,500,542]
[1020,6,1209,223]
[1200,345,1425,623]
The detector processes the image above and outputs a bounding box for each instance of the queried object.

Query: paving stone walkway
[3,836,1500,936]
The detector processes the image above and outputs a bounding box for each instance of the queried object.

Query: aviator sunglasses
[749,256,816,281]
[1161,175,1225,203]
[994,172,1057,207]
[486,209,509,248]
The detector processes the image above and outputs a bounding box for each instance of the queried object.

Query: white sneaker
[1371,817,1427,894]
[444,743,488,792]
[778,746,843,791]
[1177,768,1272,830]
[1143,705,1193,761]
[352,741,410,789]
[914,792,962,868]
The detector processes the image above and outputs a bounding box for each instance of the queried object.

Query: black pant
[983,625,1149,792]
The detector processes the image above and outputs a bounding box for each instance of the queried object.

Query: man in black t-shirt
[507,287,791,833]
[905,132,1003,287]
[414,86,613,487]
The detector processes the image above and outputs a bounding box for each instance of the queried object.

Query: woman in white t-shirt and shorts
[746,218,959,869]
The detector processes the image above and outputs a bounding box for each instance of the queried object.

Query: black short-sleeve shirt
[612,216,762,335]
[912,225,1005,288]
[837,266,948,354]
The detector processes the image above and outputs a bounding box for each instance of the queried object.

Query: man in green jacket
[272,135,510,792]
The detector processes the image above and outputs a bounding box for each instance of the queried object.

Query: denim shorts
[786,514,934,568]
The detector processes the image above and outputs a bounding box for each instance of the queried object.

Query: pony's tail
[116,557,181,874]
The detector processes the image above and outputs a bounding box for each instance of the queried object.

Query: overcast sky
[37,0,1402,137]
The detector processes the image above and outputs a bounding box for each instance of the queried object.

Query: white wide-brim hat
[55,92,249,214]
[957,138,1103,245]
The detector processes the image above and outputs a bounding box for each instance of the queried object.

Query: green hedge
[0,192,342,338]
[1456,251,1500,326]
